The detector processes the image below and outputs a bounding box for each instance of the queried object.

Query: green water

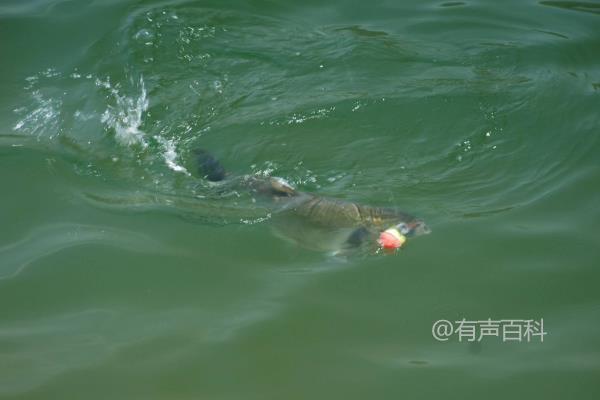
[1,0,600,398]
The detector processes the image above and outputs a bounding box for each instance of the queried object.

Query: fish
[195,149,430,254]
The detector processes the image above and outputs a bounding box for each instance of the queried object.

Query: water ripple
[0,223,174,280]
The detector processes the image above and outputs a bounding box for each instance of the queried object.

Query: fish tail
[194,148,226,182]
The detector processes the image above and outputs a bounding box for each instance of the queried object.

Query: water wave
[0,223,175,280]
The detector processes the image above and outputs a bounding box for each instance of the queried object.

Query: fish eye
[395,223,410,235]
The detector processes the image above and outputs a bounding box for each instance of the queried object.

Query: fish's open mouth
[395,220,431,237]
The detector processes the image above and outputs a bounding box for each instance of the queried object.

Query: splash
[99,76,149,147]
[13,90,62,139]
[155,136,190,175]
[286,106,336,125]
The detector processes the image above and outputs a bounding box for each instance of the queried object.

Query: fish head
[394,219,431,237]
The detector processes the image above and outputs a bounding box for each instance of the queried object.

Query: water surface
[1,0,600,398]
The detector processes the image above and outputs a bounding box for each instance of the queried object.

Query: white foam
[99,76,149,147]
[13,90,62,138]
[155,136,190,175]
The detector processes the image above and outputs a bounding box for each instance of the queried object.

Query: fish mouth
[394,220,431,237]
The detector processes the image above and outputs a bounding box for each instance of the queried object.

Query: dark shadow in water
[539,1,600,15]
[439,2,466,7]
[535,29,570,39]
[334,25,389,37]
[462,206,515,219]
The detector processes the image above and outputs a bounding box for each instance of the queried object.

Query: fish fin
[345,226,370,248]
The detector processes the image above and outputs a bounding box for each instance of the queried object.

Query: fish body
[196,150,430,253]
